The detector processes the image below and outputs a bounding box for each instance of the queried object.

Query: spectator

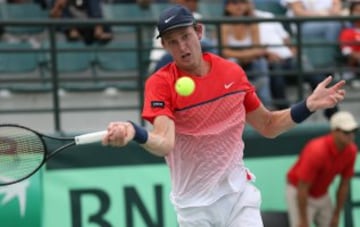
[255,8,296,109]
[221,0,272,107]
[339,0,360,89]
[281,0,343,68]
[286,111,358,227]
[148,0,215,73]
[255,6,340,117]
[279,0,343,118]
[50,0,113,45]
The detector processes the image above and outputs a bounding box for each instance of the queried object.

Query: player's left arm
[331,177,351,227]
[247,76,346,138]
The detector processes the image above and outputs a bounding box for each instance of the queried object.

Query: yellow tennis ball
[175,76,195,96]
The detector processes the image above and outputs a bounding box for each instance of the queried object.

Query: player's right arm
[102,115,175,157]
[142,115,175,157]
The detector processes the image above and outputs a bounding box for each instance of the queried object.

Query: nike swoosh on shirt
[224,82,234,89]
[164,15,176,23]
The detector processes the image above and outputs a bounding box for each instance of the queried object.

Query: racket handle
[75,130,107,145]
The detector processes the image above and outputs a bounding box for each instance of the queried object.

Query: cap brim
[338,124,359,131]
[156,21,195,39]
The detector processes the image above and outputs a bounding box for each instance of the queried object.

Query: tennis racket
[0,124,107,186]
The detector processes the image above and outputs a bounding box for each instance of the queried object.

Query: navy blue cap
[156,5,196,39]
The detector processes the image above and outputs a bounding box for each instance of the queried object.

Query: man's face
[335,128,357,146]
[161,25,203,72]
[225,0,251,17]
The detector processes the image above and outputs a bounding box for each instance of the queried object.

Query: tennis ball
[175,76,195,96]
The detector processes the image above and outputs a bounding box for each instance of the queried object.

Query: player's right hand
[102,122,135,147]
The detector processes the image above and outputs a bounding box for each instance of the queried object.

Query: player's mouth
[181,53,191,60]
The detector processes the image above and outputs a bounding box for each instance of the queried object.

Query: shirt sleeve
[276,22,289,39]
[142,74,175,124]
[236,65,261,113]
[244,90,261,113]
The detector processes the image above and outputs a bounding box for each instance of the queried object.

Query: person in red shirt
[102,5,346,227]
[286,111,358,227]
[339,1,360,88]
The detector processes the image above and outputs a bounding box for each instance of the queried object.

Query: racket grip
[75,130,107,145]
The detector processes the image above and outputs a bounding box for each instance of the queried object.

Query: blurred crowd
[0,0,360,115]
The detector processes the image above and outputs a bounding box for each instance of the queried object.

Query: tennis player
[103,5,346,227]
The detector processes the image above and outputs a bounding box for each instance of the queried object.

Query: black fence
[1,16,359,130]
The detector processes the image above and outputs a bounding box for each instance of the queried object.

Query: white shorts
[175,182,263,227]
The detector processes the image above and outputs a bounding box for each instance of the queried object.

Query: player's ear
[195,23,203,39]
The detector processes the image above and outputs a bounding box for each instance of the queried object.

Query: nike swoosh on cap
[164,15,176,23]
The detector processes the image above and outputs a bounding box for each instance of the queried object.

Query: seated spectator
[50,0,113,45]
[255,7,339,118]
[255,9,295,109]
[339,0,360,89]
[220,0,272,107]
[275,0,341,118]
[281,0,343,69]
[148,0,216,73]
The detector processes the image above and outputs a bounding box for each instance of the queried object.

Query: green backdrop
[1,122,359,227]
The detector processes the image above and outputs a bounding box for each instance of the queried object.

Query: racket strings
[0,126,45,184]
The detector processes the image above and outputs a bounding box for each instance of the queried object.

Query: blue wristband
[128,121,148,144]
[290,100,313,123]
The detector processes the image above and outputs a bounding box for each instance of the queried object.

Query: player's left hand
[306,76,346,112]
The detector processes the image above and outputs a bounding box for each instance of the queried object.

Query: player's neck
[179,58,211,77]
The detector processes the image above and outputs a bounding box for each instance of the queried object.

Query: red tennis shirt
[287,134,357,198]
[142,53,261,208]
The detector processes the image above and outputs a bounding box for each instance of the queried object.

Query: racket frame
[0,124,76,186]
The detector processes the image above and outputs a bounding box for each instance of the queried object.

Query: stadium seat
[150,3,172,18]
[0,42,38,73]
[302,37,339,70]
[95,40,148,90]
[253,0,287,16]
[261,211,290,227]
[0,41,49,92]
[198,2,223,18]
[2,3,48,35]
[40,41,102,91]
[96,41,138,72]
[102,3,152,34]
[41,41,94,73]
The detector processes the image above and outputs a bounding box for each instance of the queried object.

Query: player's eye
[182,33,189,41]
[168,39,178,46]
